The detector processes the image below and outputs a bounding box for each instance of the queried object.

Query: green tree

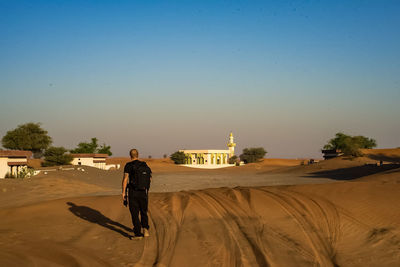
[323,132,377,157]
[42,147,73,167]
[240,147,267,163]
[70,137,98,153]
[170,151,186,164]
[228,155,238,164]
[70,138,112,156]
[1,122,52,158]
[352,135,377,149]
[97,143,112,156]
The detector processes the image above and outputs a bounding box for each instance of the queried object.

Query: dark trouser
[128,189,149,236]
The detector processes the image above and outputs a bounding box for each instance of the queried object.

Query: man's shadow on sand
[67,202,132,239]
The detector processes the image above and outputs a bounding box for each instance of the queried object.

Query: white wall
[71,157,95,167]
[93,162,106,170]
[0,157,28,178]
[0,158,8,178]
[72,157,109,170]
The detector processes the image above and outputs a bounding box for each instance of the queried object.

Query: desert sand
[1,150,400,266]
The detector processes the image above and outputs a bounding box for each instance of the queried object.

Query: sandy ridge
[1,152,400,266]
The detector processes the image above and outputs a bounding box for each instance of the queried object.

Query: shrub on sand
[42,147,73,167]
[170,151,186,164]
[240,147,267,163]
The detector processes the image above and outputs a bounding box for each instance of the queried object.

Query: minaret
[227,132,236,157]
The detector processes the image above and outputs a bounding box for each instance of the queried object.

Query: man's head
[129,149,139,159]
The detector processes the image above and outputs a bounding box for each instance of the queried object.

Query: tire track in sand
[135,193,190,267]
[235,188,316,262]
[192,189,270,266]
[280,189,341,250]
[207,188,318,265]
[136,187,342,266]
[256,188,340,267]
[206,188,280,266]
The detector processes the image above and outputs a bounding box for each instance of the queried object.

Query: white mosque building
[180,132,236,169]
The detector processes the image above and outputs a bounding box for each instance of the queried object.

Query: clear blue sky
[1,0,399,158]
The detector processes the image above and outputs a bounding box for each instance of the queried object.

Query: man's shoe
[143,228,150,237]
[131,234,144,240]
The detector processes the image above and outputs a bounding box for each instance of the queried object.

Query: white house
[70,153,119,170]
[180,132,237,169]
[0,150,32,178]
[71,153,108,169]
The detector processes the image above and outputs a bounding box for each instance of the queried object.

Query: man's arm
[122,173,129,200]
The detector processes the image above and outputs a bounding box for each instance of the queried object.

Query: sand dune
[2,152,400,266]
[361,148,400,163]
[1,172,399,266]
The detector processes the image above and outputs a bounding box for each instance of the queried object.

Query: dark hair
[129,149,138,158]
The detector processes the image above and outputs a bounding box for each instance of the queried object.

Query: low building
[322,149,343,160]
[0,150,32,178]
[71,153,108,169]
[180,133,237,168]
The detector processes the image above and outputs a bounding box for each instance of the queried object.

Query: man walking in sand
[122,149,152,239]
